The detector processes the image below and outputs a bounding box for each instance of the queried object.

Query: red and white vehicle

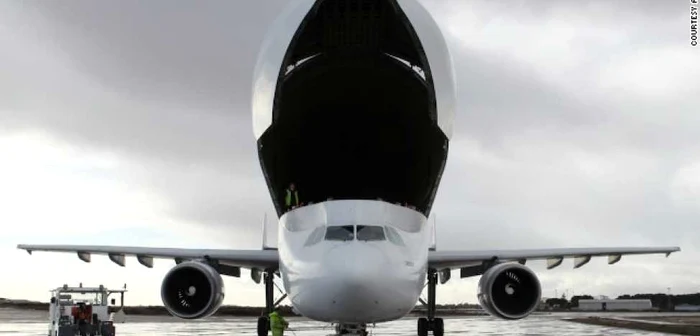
[47,283,126,336]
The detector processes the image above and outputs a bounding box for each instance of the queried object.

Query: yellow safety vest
[285,189,299,207]
[269,311,286,330]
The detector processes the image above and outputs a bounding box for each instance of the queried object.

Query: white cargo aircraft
[18,1,680,335]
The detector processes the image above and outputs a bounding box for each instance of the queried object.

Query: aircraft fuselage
[252,0,456,324]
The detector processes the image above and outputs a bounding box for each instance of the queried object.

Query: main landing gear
[417,269,444,336]
[257,269,288,336]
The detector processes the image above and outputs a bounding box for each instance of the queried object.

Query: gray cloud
[425,0,699,295]
[17,0,287,111]
[1,0,698,300]
[1,0,289,170]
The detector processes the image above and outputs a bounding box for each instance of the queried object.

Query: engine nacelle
[477,262,541,320]
[160,261,225,319]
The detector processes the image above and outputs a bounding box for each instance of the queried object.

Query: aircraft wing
[16,244,279,275]
[428,246,681,271]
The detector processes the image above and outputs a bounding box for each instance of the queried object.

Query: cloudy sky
[1,0,697,308]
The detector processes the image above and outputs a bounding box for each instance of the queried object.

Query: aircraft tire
[433,318,444,336]
[417,317,428,336]
[257,316,269,336]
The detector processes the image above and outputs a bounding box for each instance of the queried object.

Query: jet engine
[160,260,225,319]
[477,262,541,320]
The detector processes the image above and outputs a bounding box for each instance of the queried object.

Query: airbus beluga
[18,0,680,335]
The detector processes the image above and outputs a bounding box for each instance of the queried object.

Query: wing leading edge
[16,244,279,276]
[17,244,680,280]
[429,246,681,271]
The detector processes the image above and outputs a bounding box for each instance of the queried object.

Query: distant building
[578,299,652,311]
[675,304,700,312]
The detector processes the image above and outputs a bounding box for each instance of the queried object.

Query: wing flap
[17,244,279,270]
[429,246,680,271]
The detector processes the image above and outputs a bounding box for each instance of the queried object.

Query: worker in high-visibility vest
[284,183,300,211]
[268,309,289,336]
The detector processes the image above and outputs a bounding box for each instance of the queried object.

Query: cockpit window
[356,225,386,241]
[384,226,405,246]
[324,225,354,241]
[304,226,326,246]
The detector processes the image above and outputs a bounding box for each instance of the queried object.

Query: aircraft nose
[292,242,421,323]
[327,243,388,279]
[325,244,392,315]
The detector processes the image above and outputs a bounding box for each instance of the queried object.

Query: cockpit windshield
[324,225,354,241]
[304,226,326,246]
[356,225,386,241]
[384,226,405,246]
[320,225,393,243]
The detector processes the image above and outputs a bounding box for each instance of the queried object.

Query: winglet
[665,247,681,257]
[17,244,31,254]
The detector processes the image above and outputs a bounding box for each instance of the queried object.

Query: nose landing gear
[335,323,368,335]
[257,269,288,336]
[417,317,443,336]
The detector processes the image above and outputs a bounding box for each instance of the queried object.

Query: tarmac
[567,315,700,335]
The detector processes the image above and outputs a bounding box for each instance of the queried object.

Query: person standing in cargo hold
[284,183,300,212]
[269,309,289,336]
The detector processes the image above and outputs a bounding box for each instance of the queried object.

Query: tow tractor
[47,283,127,336]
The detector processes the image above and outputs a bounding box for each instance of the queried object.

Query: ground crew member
[268,308,289,336]
[284,183,300,211]
[75,303,90,336]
